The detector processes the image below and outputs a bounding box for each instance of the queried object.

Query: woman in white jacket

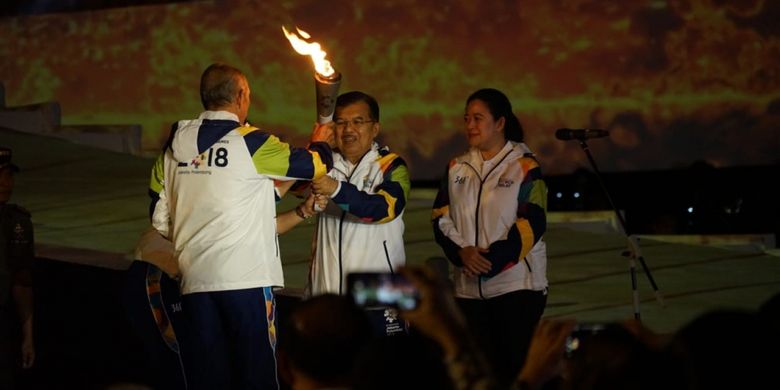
[432,88,548,386]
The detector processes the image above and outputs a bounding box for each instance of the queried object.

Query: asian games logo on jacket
[191,154,204,169]
[13,223,26,242]
[362,175,375,191]
[497,177,514,188]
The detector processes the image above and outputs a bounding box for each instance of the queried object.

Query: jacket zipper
[464,148,513,300]
[338,210,347,295]
[383,240,394,274]
[337,151,372,295]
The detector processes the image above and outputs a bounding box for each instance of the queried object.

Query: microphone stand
[576,139,664,320]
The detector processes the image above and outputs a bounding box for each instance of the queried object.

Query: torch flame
[282,25,335,78]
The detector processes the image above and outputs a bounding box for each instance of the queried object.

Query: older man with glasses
[306,91,411,336]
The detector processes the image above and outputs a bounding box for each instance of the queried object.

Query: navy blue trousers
[180,287,278,390]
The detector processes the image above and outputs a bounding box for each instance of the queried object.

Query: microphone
[555,128,610,141]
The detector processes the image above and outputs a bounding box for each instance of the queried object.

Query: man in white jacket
[149,63,334,389]
[308,91,411,335]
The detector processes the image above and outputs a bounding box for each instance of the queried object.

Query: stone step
[0,99,142,155]
[54,124,142,156]
[0,100,61,133]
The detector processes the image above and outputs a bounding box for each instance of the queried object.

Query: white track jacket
[149,111,332,295]
[309,143,410,295]
[433,141,548,299]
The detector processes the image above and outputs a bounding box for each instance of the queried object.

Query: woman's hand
[458,246,492,277]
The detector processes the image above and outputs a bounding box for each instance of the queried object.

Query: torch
[283,26,340,211]
[282,26,342,124]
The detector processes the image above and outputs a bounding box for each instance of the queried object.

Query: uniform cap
[0,147,19,172]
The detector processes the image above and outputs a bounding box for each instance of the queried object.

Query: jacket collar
[198,110,240,123]
[459,140,528,166]
[334,142,385,175]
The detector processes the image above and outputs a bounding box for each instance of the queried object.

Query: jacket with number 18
[149,110,333,295]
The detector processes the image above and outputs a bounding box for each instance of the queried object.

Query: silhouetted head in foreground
[278,294,372,389]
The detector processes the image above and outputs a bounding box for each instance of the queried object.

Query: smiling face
[334,101,380,164]
[464,99,505,153]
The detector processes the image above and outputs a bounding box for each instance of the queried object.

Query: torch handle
[314,72,342,124]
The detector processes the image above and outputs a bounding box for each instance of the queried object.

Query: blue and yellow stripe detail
[245,130,332,180]
[331,153,409,223]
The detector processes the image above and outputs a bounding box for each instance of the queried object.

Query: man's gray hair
[200,63,245,110]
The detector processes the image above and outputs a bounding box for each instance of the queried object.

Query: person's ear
[371,121,380,139]
[236,88,246,107]
[496,116,506,133]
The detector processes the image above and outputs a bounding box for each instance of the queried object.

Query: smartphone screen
[565,323,607,357]
[347,272,419,310]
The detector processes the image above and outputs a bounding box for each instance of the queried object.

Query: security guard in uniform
[0,147,35,388]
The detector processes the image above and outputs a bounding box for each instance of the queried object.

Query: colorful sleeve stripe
[149,121,179,195]
[196,120,240,154]
[249,133,293,176]
[162,122,178,151]
[431,162,464,267]
[514,155,548,259]
[379,154,411,203]
[149,153,165,195]
[515,218,536,263]
[482,158,547,277]
[245,132,332,180]
[330,158,409,223]
[307,142,334,176]
[148,153,165,220]
[431,162,452,220]
[431,205,449,220]
[148,122,178,221]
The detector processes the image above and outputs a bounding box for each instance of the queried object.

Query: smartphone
[346,272,419,310]
[565,323,607,357]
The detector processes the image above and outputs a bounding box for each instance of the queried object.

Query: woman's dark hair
[466,88,523,142]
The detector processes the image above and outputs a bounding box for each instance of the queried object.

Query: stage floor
[5,128,779,334]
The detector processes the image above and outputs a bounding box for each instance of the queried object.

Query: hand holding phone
[565,323,608,357]
[347,272,419,310]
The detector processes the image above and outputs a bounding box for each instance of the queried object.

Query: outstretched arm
[276,194,327,234]
[313,154,410,223]
[247,123,334,181]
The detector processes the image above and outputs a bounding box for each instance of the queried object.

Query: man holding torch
[148,63,335,389]
[281,27,410,335]
[308,91,411,336]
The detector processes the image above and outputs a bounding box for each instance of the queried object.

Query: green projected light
[1,0,777,179]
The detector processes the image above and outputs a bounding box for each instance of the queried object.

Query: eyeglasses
[334,118,375,130]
